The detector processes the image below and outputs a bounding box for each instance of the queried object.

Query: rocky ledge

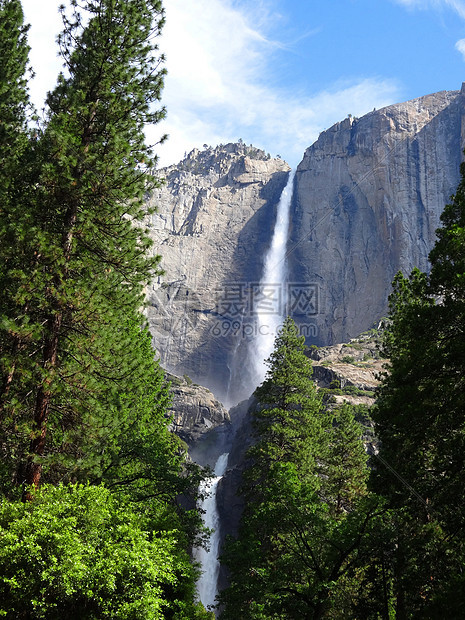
[167,373,230,445]
[308,328,385,407]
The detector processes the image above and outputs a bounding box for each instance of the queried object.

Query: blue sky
[22,0,465,168]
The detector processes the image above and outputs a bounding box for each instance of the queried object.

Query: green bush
[341,355,355,364]
[341,386,376,398]
[0,484,179,619]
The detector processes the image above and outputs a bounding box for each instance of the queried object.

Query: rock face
[144,87,465,406]
[167,373,230,445]
[144,144,290,404]
[307,330,383,410]
[290,86,465,345]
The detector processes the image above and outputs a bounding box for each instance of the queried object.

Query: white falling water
[251,170,295,385]
[194,452,229,613]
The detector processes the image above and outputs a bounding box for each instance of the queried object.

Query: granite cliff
[290,86,465,344]
[145,86,465,406]
[166,373,230,445]
[144,143,290,403]
[144,90,465,601]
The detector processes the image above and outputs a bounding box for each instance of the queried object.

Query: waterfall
[250,169,295,386]
[194,452,229,613]
[192,172,294,611]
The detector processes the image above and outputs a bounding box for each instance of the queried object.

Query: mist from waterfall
[194,452,229,614]
[250,169,295,387]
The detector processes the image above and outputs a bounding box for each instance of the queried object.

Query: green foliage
[0,2,207,616]
[321,404,369,515]
[341,355,356,364]
[341,385,375,397]
[0,0,31,154]
[0,0,169,490]
[0,0,36,425]
[248,317,324,480]
[0,484,179,619]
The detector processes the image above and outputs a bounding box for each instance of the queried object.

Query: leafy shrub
[0,484,180,619]
[341,355,355,364]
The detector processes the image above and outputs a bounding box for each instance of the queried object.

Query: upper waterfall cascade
[249,169,295,387]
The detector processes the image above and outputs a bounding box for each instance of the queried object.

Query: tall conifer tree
[0,0,32,408]
[0,0,171,495]
[220,318,376,619]
[0,2,212,615]
[372,160,465,615]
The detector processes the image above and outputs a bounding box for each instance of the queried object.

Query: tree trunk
[0,358,17,417]
[22,200,77,499]
[395,542,407,620]
[22,311,62,500]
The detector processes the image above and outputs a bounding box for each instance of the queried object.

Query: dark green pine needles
[0,0,168,492]
[220,318,376,619]
[0,2,211,617]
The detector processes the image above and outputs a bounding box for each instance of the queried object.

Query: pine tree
[371,161,465,615]
[248,316,325,486]
[0,0,170,495]
[321,404,369,517]
[220,319,377,619]
[0,0,30,166]
[0,0,33,413]
[0,0,44,490]
[0,2,212,614]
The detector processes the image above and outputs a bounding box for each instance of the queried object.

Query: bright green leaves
[0,484,179,619]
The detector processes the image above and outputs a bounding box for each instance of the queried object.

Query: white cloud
[456,37,465,59]
[21,0,402,169]
[150,0,401,168]
[393,0,465,19]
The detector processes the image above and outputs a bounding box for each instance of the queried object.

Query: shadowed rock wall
[144,143,290,403]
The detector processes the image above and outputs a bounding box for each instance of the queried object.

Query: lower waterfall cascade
[194,452,229,613]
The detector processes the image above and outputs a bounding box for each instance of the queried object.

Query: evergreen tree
[0,0,31,173]
[0,0,169,494]
[371,160,465,616]
[321,404,369,517]
[220,319,377,619]
[248,316,325,487]
[0,0,34,415]
[0,2,209,614]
